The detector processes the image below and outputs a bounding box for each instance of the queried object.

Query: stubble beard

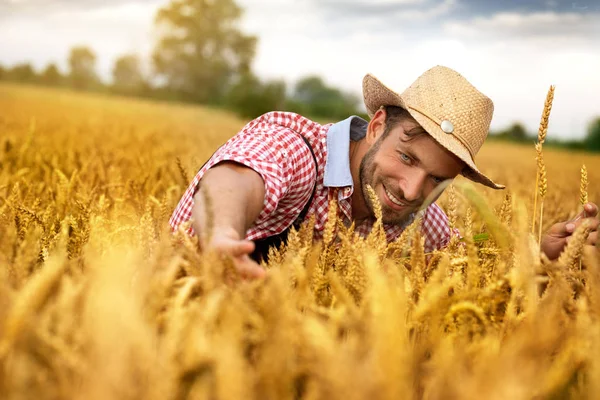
[359,145,413,226]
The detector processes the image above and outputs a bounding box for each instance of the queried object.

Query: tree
[68,46,98,90]
[40,63,63,86]
[289,75,360,120]
[9,63,36,82]
[225,73,286,118]
[501,122,528,141]
[152,0,257,104]
[112,54,145,95]
[584,117,600,152]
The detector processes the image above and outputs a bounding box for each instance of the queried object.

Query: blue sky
[1,0,599,139]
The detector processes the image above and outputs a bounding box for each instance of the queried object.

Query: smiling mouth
[383,185,409,208]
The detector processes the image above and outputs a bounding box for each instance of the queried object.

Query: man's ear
[366,107,386,145]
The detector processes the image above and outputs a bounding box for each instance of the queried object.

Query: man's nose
[400,173,426,203]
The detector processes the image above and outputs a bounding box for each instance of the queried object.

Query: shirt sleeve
[421,203,452,253]
[170,112,317,240]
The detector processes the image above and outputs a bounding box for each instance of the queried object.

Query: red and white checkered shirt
[170,112,452,253]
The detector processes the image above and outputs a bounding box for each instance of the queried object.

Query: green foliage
[288,75,361,121]
[7,63,36,83]
[225,73,287,119]
[490,119,600,153]
[112,54,146,95]
[498,122,528,141]
[152,0,257,104]
[40,63,63,86]
[68,46,99,90]
[491,122,532,143]
[544,138,586,152]
[584,117,600,152]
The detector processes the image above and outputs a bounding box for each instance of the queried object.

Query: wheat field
[1,82,599,400]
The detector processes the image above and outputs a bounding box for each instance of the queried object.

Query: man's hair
[381,105,428,141]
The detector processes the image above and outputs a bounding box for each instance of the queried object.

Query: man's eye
[432,176,444,184]
[399,153,411,163]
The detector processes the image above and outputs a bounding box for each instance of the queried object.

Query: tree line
[491,121,600,153]
[2,0,598,150]
[0,0,363,121]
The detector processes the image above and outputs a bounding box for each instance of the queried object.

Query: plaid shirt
[170,112,451,253]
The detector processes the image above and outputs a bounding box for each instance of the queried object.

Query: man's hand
[541,202,599,260]
[207,228,265,280]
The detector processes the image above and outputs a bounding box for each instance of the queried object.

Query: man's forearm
[191,162,266,242]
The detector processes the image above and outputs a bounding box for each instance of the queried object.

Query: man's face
[359,118,465,225]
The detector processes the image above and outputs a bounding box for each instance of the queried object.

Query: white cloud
[386,0,455,20]
[440,12,600,139]
[0,2,159,80]
[244,4,600,140]
[316,0,456,25]
[237,0,320,36]
[445,11,600,42]
[320,0,425,6]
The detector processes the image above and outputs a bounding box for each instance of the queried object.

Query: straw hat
[363,65,504,189]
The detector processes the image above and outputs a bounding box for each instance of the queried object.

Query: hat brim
[363,73,505,190]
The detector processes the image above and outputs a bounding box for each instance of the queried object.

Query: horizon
[1,0,599,139]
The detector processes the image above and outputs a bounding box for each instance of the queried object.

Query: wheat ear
[558,220,591,269]
[531,85,555,234]
[176,157,189,185]
[199,184,214,249]
[538,86,555,145]
[580,164,588,208]
[579,164,588,270]
[447,184,457,230]
[0,251,67,358]
[537,145,548,245]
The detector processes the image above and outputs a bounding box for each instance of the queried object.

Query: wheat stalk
[578,164,589,271]
[0,250,67,359]
[175,157,189,186]
[199,184,214,249]
[532,85,555,234]
[557,220,591,268]
[537,145,548,245]
[447,184,458,229]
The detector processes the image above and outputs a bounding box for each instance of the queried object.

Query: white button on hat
[441,120,454,134]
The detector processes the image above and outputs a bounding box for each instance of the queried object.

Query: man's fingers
[574,202,599,221]
[584,202,599,218]
[228,240,256,257]
[571,217,600,233]
[586,231,598,247]
[211,238,256,257]
[551,221,576,237]
[235,256,266,279]
[549,216,599,241]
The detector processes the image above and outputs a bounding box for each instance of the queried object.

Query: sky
[1,0,599,139]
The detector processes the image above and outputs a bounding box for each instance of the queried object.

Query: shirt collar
[323,115,368,188]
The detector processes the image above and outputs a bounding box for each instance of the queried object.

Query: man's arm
[191,161,266,279]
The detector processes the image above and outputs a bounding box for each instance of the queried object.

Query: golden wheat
[531,85,556,235]
[581,164,589,207]
[0,82,599,399]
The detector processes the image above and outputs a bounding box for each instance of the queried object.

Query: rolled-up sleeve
[170,112,318,240]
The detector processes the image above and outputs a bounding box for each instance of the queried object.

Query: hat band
[407,104,475,158]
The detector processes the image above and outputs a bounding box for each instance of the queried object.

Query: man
[170,66,598,279]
